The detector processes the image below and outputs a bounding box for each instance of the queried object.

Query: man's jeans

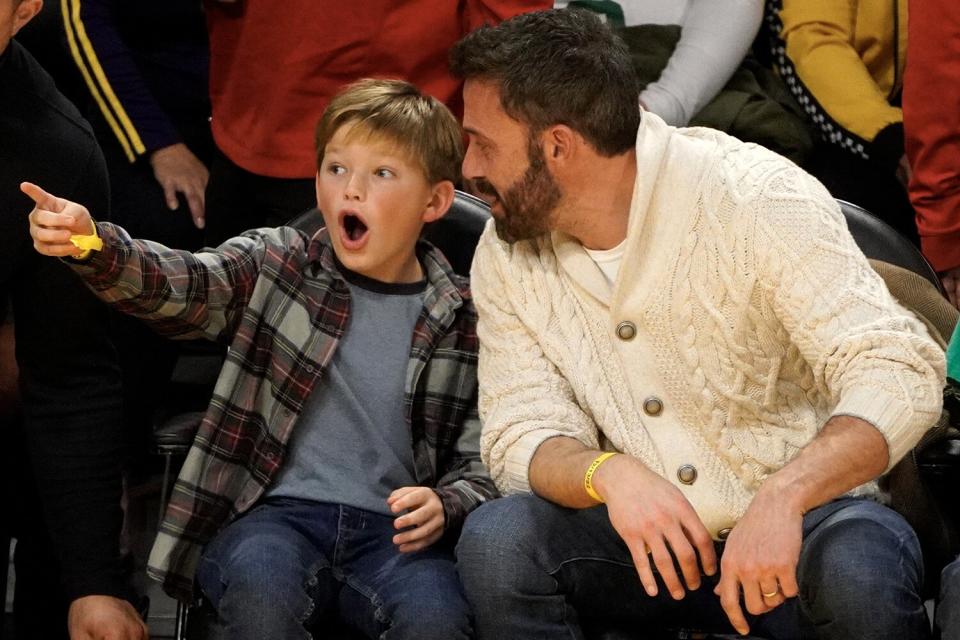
[456,495,928,640]
[196,498,472,640]
[937,556,960,639]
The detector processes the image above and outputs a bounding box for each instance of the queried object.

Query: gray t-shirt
[265,268,426,515]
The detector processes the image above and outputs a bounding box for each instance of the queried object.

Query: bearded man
[452,9,944,640]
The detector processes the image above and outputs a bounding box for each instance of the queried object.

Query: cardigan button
[616,321,636,340]
[643,397,663,416]
[677,464,697,485]
[718,527,733,541]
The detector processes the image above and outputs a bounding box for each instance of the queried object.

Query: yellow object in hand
[69,234,103,252]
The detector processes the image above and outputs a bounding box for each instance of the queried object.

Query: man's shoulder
[2,42,96,150]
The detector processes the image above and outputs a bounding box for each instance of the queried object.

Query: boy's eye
[375,168,395,179]
[328,164,346,176]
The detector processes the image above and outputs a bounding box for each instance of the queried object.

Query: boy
[26,78,497,639]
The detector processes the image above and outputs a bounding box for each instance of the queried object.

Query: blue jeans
[196,498,473,640]
[937,556,960,640]
[456,495,928,640]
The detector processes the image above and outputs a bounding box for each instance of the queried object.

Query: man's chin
[493,217,537,244]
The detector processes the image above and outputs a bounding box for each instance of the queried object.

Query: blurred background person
[0,0,146,637]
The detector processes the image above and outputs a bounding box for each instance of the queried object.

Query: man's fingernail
[672,590,684,600]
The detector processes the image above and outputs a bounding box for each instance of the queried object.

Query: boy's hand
[388,486,445,553]
[22,182,94,258]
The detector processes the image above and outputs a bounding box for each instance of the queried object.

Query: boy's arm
[433,407,500,534]
[25,182,266,342]
[72,222,265,342]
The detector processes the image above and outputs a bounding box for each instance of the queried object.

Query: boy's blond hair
[315,78,463,185]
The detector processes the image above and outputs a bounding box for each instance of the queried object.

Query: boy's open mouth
[338,210,370,249]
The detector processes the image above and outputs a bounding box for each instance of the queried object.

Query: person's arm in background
[773,0,904,171]
[903,0,960,306]
[640,0,763,126]
[12,144,147,640]
[62,0,209,228]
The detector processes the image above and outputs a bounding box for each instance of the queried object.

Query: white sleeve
[472,227,601,494]
[639,0,763,126]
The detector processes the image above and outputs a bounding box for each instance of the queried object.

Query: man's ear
[421,180,456,224]
[12,0,43,37]
[541,125,577,167]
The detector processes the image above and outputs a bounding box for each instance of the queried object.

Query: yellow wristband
[69,220,102,259]
[583,452,618,503]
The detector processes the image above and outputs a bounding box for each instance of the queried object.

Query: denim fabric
[937,556,960,640]
[457,495,928,640]
[196,498,472,640]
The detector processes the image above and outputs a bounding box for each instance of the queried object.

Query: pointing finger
[21,182,67,213]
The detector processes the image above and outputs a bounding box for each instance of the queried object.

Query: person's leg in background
[7,422,70,640]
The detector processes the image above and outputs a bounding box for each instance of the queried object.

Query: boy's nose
[344,174,365,200]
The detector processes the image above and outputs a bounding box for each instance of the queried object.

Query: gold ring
[761,589,779,598]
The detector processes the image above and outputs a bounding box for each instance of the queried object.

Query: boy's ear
[421,180,456,224]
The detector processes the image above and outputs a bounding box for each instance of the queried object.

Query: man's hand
[593,454,717,600]
[388,486,445,553]
[23,182,95,258]
[714,486,803,636]
[941,267,960,308]
[68,595,148,640]
[149,143,209,230]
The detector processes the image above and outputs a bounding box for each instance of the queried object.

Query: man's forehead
[462,79,524,139]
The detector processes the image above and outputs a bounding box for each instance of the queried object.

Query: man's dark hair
[450,9,640,157]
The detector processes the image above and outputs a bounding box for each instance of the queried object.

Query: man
[452,9,945,639]
[0,1,146,638]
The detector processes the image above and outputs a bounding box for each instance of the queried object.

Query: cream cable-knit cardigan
[472,113,945,537]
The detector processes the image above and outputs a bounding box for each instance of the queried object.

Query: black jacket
[0,40,131,604]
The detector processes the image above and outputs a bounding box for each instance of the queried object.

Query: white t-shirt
[584,238,627,289]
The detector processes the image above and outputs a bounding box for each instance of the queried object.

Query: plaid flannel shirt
[70,221,498,601]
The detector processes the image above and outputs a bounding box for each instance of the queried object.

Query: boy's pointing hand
[23,182,96,257]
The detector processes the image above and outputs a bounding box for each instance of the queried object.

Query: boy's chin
[332,247,422,284]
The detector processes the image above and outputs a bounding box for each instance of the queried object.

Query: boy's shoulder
[418,239,474,304]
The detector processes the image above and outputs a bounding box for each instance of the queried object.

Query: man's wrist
[590,452,629,502]
[757,470,809,515]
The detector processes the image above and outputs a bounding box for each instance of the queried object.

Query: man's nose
[462,144,482,181]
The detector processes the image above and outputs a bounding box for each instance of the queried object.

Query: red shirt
[904,0,960,272]
[206,0,549,178]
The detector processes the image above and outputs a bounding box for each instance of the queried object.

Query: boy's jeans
[457,495,929,640]
[196,497,472,640]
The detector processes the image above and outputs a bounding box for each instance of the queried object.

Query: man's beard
[471,139,562,244]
